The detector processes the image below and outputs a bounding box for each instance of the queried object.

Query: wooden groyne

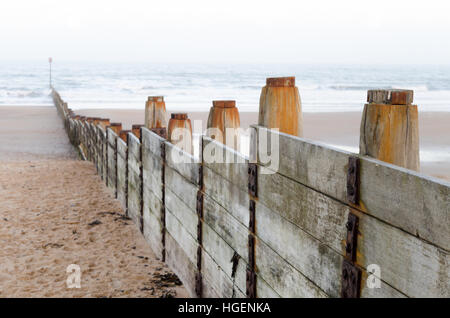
[52,86,449,298]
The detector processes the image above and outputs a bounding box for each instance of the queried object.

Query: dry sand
[0,106,188,298]
[78,108,450,182]
[0,106,77,162]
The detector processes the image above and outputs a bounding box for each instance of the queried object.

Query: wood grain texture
[360,103,419,171]
[142,153,164,201]
[252,125,450,251]
[255,200,342,297]
[106,128,117,195]
[206,103,241,151]
[203,193,249,263]
[201,220,247,294]
[255,236,328,298]
[165,187,198,240]
[95,126,103,174]
[165,141,200,185]
[127,167,141,230]
[165,232,197,297]
[165,208,198,265]
[164,166,199,212]
[142,127,165,158]
[202,136,248,192]
[116,139,128,211]
[201,246,246,298]
[256,275,281,298]
[258,84,303,137]
[127,135,141,230]
[203,166,249,228]
[142,195,164,259]
[257,168,436,297]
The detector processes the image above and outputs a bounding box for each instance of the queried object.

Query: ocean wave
[324,84,435,92]
[0,89,46,98]
[327,85,395,91]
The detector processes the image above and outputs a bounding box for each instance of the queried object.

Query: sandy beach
[77,108,450,182]
[0,106,188,298]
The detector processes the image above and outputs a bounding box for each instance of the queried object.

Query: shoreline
[1,106,448,181]
[75,108,450,182]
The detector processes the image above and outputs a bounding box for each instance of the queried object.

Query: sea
[1,61,450,112]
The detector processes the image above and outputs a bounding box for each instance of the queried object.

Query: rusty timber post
[258,76,303,137]
[360,89,420,171]
[206,100,241,151]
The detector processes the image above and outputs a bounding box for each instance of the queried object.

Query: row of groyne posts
[52,78,449,298]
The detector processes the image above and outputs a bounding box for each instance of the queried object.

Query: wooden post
[258,76,303,137]
[99,118,111,130]
[168,113,193,154]
[132,124,144,139]
[145,96,167,129]
[206,100,241,151]
[360,89,420,171]
[119,130,131,143]
[109,123,122,135]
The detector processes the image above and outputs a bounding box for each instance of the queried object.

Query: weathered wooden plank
[360,270,407,298]
[202,136,248,191]
[201,246,246,298]
[165,141,200,185]
[142,192,164,260]
[165,208,198,266]
[165,187,198,239]
[94,125,102,174]
[88,123,96,161]
[252,125,450,251]
[201,274,221,298]
[359,157,450,251]
[357,210,449,298]
[97,126,106,181]
[142,175,163,224]
[255,236,328,298]
[142,129,164,202]
[165,166,199,212]
[117,138,127,159]
[256,275,281,298]
[141,127,165,158]
[201,220,247,294]
[116,139,127,211]
[203,166,249,227]
[255,200,342,297]
[106,129,117,195]
[203,193,249,263]
[127,133,141,165]
[257,169,348,253]
[128,152,140,177]
[142,153,164,201]
[107,126,117,145]
[165,232,197,298]
[257,167,447,297]
[127,168,141,229]
[127,135,141,230]
[256,199,407,297]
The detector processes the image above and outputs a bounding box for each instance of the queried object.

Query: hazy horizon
[1,0,450,64]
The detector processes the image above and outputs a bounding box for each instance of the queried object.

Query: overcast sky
[1,0,449,64]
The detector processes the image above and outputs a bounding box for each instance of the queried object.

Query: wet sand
[0,106,188,298]
[77,108,450,182]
